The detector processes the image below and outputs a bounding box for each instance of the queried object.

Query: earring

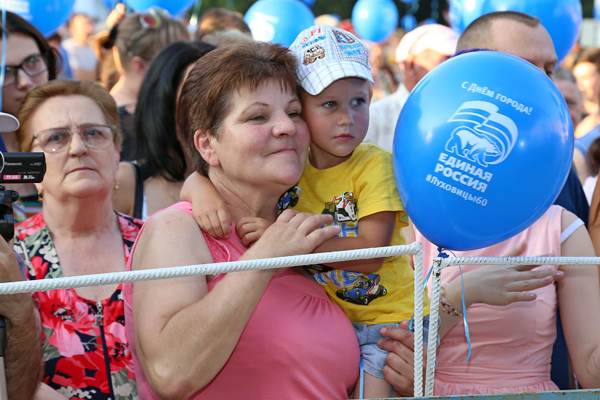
[38,191,43,202]
[114,181,119,190]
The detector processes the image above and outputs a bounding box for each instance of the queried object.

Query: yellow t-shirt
[281,143,430,324]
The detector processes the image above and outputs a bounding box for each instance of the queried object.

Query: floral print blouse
[15,212,142,400]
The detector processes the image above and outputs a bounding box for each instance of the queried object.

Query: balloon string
[444,248,472,362]
[0,3,6,109]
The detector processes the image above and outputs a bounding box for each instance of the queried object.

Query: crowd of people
[0,3,598,400]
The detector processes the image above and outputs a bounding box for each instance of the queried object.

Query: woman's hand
[245,210,340,261]
[106,3,126,29]
[456,261,564,308]
[378,320,420,397]
[237,217,272,247]
[446,243,563,311]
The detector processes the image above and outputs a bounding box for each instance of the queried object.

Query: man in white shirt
[365,24,458,152]
[62,14,98,81]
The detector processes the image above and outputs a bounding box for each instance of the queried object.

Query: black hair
[135,40,216,181]
[0,11,61,80]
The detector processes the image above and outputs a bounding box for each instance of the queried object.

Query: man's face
[555,79,583,128]
[573,62,600,105]
[403,49,450,91]
[487,20,558,78]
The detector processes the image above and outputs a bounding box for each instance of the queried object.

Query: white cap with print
[290,24,374,96]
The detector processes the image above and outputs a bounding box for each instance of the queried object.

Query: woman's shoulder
[135,203,199,246]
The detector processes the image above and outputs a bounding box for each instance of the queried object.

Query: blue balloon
[245,0,315,48]
[126,0,195,16]
[401,14,417,32]
[401,0,420,3]
[393,51,572,251]
[103,0,120,9]
[448,0,485,33]
[423,18,437,25]
[301,0,316,7]
[3,0,75,37]
[352,0,399,43]
[481,0,582,63]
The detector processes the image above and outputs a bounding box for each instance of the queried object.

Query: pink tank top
[123,202,359,399]
[416,205,564,395]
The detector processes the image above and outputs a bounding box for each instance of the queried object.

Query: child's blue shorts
[352,315,438,379]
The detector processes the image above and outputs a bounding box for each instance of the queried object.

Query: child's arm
[180,172,232,239]
[236,217,272,247]
[313,211,396,273]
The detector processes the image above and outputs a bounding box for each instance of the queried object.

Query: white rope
[0,244,422,295]
[412,242,425,398]
[439,256,600,268]
[424,258,442,397]
[10,245,593,398]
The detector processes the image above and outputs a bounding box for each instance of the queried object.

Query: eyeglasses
[31,125,117,153]
[2,54,48,87]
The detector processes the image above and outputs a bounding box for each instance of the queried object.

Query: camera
[0,152,46,241]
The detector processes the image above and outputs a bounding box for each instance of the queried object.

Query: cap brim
[300,61,375,96]
[0,113,19,132]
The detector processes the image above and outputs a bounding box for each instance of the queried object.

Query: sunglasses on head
[139,7,171,30]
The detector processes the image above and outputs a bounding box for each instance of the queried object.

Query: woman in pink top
[415,205,600,394]
[123,42,361,400]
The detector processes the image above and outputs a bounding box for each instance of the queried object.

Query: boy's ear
[194,129,220,168]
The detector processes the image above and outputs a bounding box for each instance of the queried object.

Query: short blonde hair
[16,79,122,152]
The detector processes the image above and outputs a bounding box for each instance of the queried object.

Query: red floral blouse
[15,212,142,400]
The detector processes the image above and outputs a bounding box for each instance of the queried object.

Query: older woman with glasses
[108,7,188,161]
[14,79,142,400]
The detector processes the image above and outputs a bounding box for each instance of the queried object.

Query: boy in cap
[284,24,430,398]
[181,25,430,398]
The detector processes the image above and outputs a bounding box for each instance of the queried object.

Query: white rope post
[412,242,424,398]
[424,257,443,397]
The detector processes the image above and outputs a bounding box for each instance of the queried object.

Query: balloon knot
[437,247,449,258]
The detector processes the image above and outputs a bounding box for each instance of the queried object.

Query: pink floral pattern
[15,212,141,400]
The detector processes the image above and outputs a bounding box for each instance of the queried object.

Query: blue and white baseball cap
[290,25,374,96]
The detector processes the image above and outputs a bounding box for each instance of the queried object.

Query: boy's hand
[199,208,231,239]
[236,217,272,247]
[196,206,232,240]
[181,172,232,239]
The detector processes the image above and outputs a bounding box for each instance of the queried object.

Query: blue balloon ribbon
[445,248,472,362]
